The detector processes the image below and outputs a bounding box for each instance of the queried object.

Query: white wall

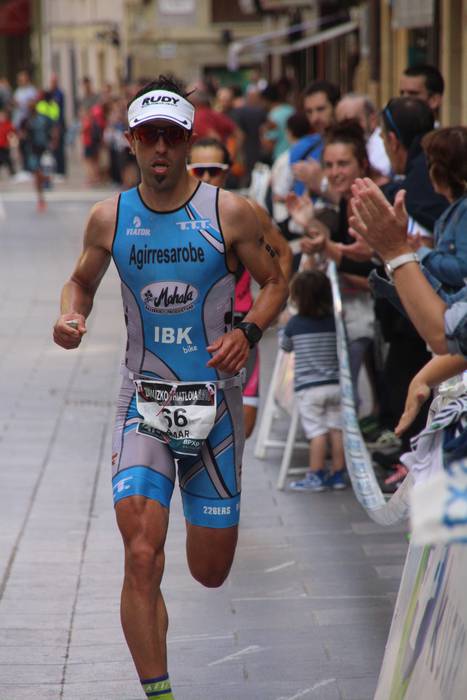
[46,0,123,26]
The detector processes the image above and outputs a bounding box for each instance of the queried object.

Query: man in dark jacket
[376,97,448,455]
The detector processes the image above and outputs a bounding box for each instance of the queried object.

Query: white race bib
[134,379,217,457]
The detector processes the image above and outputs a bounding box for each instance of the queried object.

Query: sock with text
[141,674,175,699]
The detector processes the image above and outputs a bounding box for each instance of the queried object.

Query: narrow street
[0,191,407,700]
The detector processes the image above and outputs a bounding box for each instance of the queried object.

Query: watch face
[246,323,262,343]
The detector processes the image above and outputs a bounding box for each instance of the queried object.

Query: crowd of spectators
[186,62,464,496]
[255,64,467,494]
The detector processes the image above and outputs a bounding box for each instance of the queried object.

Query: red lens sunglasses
[132,124,189,147]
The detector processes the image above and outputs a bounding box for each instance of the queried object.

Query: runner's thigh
[177,386,245,528]
[111,376,176,509]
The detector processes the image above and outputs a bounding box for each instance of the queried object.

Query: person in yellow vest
[36,93,60,123]
[35,91,60,192]
[21,93,58,211]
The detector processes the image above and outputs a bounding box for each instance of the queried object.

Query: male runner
[53,76,288,700]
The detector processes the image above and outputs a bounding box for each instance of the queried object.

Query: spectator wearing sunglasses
[187,138,231,185]
[53,75,288,700]
[381,97,448,237]
[189,84,245,188]
[188,137,293,437]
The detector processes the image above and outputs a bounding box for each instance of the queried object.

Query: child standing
[281,270,347,491]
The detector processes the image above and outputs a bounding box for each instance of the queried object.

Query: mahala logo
[142,281,199,314]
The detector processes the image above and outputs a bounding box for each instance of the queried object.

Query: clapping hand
[292,160,323,192]
[336,228,374,262]
[300,229,326,255]
[285,192,314,230]
[349,178,411,260]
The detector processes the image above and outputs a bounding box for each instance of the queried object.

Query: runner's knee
[189,560,232,588]
[124,540,165,590]
[187,531,237,588]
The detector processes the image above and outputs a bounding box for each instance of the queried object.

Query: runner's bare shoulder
[217,189,258,243]
[245,197,270,229]
[84,195,119,252]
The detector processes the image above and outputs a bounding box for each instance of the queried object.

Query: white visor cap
[128,90,194,131]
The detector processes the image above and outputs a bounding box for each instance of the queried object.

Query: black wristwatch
[236,322,263,348]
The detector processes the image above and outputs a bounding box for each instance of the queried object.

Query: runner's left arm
[247,198,293,282]
[207,191,288,373]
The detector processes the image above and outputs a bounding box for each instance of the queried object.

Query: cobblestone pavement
[0,193,407,700]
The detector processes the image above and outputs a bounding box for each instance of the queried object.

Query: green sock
[141,673,175,699]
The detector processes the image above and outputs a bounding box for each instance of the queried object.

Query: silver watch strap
[385,252,419,273]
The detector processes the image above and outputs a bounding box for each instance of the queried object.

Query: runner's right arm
[53,197,117,350]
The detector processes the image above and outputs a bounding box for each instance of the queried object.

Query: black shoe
[372,449,403,470]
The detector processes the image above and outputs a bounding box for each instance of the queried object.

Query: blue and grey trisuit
[111,182,245,527]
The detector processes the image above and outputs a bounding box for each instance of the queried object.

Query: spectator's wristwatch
[236,322,263,348]
[384,252,419,281]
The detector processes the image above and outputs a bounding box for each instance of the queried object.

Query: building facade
[3,1,466,125]
[123,0,272,88]
[37,0,124,122]
[355,0,467,125]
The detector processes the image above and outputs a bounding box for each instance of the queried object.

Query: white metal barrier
[254,348,308,489]
[247,162,271,209]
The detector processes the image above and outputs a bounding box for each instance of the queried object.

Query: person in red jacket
[0,109,15,176]
[190,87,237,143]
[81,102,105,185]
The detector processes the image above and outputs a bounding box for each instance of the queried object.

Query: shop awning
[0,0,30,36]
[228,19,358,69]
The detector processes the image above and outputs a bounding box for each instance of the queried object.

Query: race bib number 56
[134,380,217,457]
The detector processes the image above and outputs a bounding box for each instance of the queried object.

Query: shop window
[212,0,261,23]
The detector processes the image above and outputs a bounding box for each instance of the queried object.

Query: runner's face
[127,119,191,192]
[323,143,363,199]
[188,145,229,187]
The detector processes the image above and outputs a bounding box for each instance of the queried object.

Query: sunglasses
[187,163,229,178]
[132,124,188,147]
